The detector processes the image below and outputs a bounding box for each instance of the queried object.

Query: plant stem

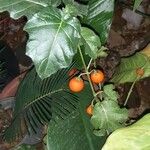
[78,70,93,78]
[123,77,139,106]
[87,58,93,71]
[78,46,96,96]
[78,72,88,78]
[95,90,103,97]
[98,83,103,100]
[94,60,96,68]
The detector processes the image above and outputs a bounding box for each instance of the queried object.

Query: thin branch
[78,46,96,97]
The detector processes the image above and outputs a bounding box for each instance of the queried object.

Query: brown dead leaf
[0,72,27,100]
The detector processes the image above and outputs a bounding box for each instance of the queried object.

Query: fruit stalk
[78,46,96,97]
[124,77,139,106]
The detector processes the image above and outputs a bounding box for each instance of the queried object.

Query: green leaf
[74,2,88,17]
[102,114,150,150]
[62,0,88,16]
[3,66,78,141]
[0,0,61,19]
[133,0,143,11]
[47,85,106,150]
[49,0,61,6]
[91,101,128,136]
[14,144,36,150]
[111,53,150,84]
[103,84,118,102]
[25,6,81,79]
[81,27,101,59]
[63,4,79,17]
[83,0,114,44]
[91,84,128,136]
[96,46,108,58]
[62,0,74,4]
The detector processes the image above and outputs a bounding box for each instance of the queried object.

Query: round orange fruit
[69,77,84,93]
[86,105,93,116]
[90,70,105,84]
[136,68,144,77]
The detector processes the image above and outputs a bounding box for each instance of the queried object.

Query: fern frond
[3,65,78,141]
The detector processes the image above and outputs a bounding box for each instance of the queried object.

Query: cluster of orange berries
[68,68,105,93]
[68,68,105,116]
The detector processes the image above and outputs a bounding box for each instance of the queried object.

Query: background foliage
[102,114,150,150]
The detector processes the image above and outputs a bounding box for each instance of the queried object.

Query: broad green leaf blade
[47,85,106,150]
[73,2,88,16]
[102,114,150,150]
[62,0,74,4]
[83,0,114,44]
[63,4,79,17]
[0,0,61,19]
[81,27,101,59]
[63,1,88,16]
[4,66,78,141]
[49,0,61,6]
[91,85,127,136]
[133,0,143,11]
[25,6,81,79]
[103,84,119,102]
[111,53,150,84]
[91,101,128,136]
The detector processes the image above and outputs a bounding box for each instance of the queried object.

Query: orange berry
[68,68,78,77]
[90,70,105,84]
[86,105,93,116]
[69,77,84,93]
[136,68,144,77]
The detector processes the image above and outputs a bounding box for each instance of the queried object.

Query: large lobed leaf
[47,85,106,150]
[102,114,150,150]
[25,6,81,79]
[91,101,128,137]
[111,53,150,84]
[83,0,114,44]
[3,66,78,141]
[91,85,128,136]
[0,0,61,19]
